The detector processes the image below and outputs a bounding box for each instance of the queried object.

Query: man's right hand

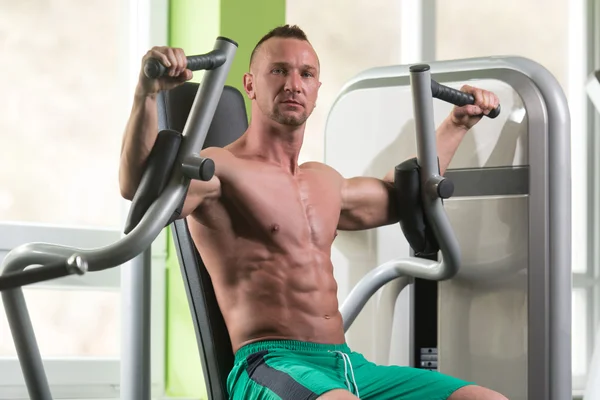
[137,46,194,97]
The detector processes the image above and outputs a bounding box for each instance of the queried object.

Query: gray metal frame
[444,167,529,196]
[341,66,463,330]
[120,248,152,399]
[330,56,571,400]
[0,37,238,400]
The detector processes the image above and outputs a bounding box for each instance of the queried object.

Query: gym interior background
[0,0,598,399]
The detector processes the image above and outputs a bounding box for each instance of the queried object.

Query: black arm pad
[394,158,440,258]
[124,129,184,234]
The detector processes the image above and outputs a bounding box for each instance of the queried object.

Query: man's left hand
[450,85,500,130]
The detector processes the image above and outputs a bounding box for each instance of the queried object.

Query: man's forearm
[435,115,468,175]
[119,93,159,199]
[382,115,467,183]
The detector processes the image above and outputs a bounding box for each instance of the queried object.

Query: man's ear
[314,80,322,109]
[243,73,255,100]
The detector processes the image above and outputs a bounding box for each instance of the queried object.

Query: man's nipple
[271,224,280,233]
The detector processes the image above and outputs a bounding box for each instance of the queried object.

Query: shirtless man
[120,25,507,400]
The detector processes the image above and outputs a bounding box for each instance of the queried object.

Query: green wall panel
[165,0,285,397]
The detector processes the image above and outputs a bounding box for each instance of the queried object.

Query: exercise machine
[2,44,546,400]
[324,57,571,400]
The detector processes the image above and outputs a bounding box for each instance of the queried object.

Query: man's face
[245,37,321,127]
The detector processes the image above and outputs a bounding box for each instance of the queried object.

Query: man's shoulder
[200,146,247,171]
[200,146,234,160]
[201,145,259,164]
[301,161,337,172]
[300,161,345,182]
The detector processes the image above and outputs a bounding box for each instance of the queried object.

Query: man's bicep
[339,176,397,230]
[179,176,221,218]
[178,147,227,219]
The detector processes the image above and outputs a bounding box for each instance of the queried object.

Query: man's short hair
[249,24,310,68]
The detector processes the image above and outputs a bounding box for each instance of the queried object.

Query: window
[286,0,403,164]
[0,0,168,398]
[0,0,129,229]
[584,0,600,397]
[0,223,123,399]
[0,288,121,358]
[435,0,569,89]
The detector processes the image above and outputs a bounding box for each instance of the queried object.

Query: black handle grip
[431,80,501,119]
[0,256,87,291]
[144,49,227,79]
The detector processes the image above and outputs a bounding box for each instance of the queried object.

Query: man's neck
[244,118,305,174]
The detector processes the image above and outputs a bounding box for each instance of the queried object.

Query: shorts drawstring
[331,350,360,398]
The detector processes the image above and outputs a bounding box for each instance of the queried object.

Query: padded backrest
[157,83,248,400]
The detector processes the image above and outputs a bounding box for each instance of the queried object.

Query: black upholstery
[157,83,248,400]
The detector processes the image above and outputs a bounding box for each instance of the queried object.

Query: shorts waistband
[234,339,351,361]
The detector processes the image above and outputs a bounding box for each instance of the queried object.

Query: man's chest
[221,165,342,247]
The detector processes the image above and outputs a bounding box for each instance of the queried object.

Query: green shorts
[227,340,473,399]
